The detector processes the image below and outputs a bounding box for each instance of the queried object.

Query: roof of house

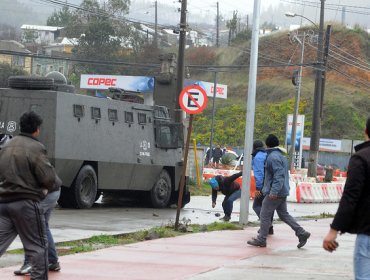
[0,40,31,53]
[21,24,64,32]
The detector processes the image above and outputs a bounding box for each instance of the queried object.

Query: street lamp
[285,0,325,178]
[286,31,306,172]
[285,12,319,29]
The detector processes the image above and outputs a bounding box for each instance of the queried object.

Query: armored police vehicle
[0,73,190,209]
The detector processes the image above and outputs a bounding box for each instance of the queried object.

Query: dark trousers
[0,199,48,280]
[253,193,274,224]
[257,196,305,243]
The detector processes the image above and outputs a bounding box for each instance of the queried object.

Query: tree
[226,11,238,46]
[49,0,148,74]
[47,6,75,27]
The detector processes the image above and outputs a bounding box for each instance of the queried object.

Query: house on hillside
[0,40,32,74]
[21,24,63,45]
[43,37,78,55]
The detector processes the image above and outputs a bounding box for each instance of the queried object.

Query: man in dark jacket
[0,111,58,280]
[209,171,243,221]
[323,116,370,280]
[247,134,310,248]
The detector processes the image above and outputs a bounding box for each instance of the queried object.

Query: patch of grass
[188,177,212,196]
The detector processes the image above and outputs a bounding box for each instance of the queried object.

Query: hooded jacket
[331,140,370,235]
[262,147,290,197]
[212,171,242,203]
[0,133,57,202]
[252,148,267,190]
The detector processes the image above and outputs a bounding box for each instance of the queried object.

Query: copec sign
[80,75,228,99]
[80,74,155,93]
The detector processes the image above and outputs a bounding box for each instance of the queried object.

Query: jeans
[25,190,60,265]
[222,189,241,217]
[354,234,370,280]
[257,196,305,242]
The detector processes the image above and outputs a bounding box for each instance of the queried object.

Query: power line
[280,0,370,15]
[328,64,370,89]
[330,43,370,67]
[30,0,178,30]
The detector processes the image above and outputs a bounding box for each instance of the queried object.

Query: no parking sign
[179,85,208,114]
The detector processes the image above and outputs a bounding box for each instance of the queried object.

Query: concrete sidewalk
[0,218,354,280]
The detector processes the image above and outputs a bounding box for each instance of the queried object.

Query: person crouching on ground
[208,171,243,221]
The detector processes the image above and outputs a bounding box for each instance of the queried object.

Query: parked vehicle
[0,74,190,209]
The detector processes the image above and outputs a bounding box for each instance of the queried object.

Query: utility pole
[289,32,305,171]
[320,25,332,117]
[240,0,261,225]
[216,2,219,47]
[307,0,325,178]
[175,0,187,123]
[154,0,158,48]
[209,70,218,161]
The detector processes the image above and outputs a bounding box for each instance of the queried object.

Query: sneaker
[257,226,274,235]
[14,263,32,275]
[297,231,311,248]
[247,238,266,247]
[219,215,231,222]
[49,262,61,272]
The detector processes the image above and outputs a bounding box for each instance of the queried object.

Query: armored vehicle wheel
[72,165,98,209]
[8,76,54,90]
[150,170,172,208]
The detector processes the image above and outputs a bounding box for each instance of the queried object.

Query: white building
[21,25,64,45]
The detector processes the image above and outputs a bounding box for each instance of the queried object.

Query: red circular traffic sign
[179,85,208,114]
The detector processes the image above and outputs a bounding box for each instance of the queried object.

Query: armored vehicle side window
[73,104,84,118]
[125,111,133,123]
[108,109,118,122]
[91,107,101,120]
[155,122,183,149]
[138,113,147,124]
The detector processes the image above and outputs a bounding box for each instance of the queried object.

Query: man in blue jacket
[252,140,274,235]
[323,116,370,279]
[247,134,310,248]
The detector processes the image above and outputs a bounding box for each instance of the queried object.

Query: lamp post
[285,12,319,29]
[287,31,305,171]
[285,0,325,177]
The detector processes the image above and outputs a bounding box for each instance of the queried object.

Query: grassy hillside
[190,24,369,146]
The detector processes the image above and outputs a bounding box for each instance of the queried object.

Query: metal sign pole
[175,114,193,230]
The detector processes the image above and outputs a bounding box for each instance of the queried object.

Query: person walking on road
[251,140,274,235]
[14,182,62,275]
[0,111,59,280]
[208,171,243,221]
[323,116,370,280]
[247,134,310,248]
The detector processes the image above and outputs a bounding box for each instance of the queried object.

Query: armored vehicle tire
[150,170,172,208]
[8,76,54,90]
[72,165,98,209]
